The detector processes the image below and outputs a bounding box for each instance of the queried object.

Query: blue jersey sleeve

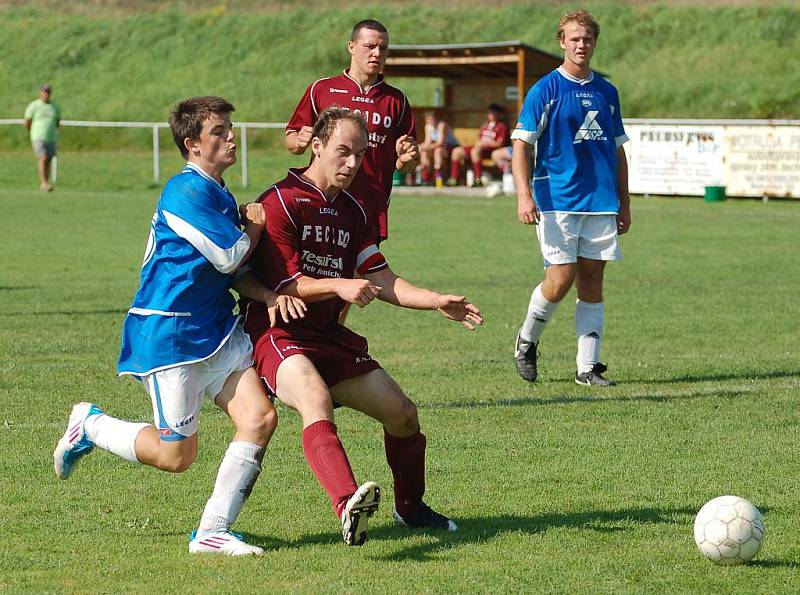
[609,86,628,147]
[160,178,250,274]
[511,81,550,146]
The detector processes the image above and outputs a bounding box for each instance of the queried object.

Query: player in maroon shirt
[448,103,510,186]
[237,108,482,547]
[285,19,419,242]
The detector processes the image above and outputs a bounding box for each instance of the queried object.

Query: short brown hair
[351,19,388,41]
[312,107,368,146]
[169,96,235,159]
[557,9,599,41]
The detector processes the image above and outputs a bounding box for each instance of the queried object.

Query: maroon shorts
[252,326,382,396]
[463,145,495,160]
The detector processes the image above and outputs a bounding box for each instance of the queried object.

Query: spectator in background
[447,103,510,187]
[491,145,512,176]
[24,83,61,192]
[418,110,459,186]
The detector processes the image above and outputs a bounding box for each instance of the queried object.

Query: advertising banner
[624,121,800,198]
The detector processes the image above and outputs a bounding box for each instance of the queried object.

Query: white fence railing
[4,117,800,197]
[0,119,285,188]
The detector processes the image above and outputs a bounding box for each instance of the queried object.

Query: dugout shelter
[383,40,564,138]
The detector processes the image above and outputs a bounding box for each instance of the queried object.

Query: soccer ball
[693,495,765,564]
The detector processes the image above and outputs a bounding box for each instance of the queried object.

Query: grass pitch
[0,186,798,593]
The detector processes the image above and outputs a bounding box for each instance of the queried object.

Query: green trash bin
[704,185,726,202]
[392,169,404,187]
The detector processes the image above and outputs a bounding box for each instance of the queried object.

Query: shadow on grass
[369,506,695,561]
[0,308,126,317]
[420,387,756,410]
[242,506,697,554]
[644,369,800,385]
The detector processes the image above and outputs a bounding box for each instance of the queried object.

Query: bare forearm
[616,146,630,209]
[233,271,278,304]
[396,156,418,174]
[236,223,263,270]
[290,276,345,303]
[372,270,439,310]
[512,139,533,199]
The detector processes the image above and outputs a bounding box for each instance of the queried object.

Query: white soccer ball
[694,495,765,565]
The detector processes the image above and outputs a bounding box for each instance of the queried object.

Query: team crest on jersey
[573,110,607,144]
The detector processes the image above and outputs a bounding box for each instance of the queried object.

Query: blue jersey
[511,67,628,213]
[118,163,250,376]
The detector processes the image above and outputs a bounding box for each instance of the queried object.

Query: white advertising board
[723,126,800,198]
[624,121,800,198]
[626,124,724,196]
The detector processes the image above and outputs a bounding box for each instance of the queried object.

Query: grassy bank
[1,1,799,150]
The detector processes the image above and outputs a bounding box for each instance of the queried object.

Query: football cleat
[575,363,616,387]
[341,481,381,546]
[189,529,264,556]
[53,402,103,480]
[394,502,458,532]
[514,329,538,382]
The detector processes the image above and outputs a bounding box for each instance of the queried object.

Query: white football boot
[341,481,381,546]
[54,402,103,480]
[189,529,264,556]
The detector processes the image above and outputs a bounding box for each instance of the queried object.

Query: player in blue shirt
[511,10,631,386]
[53,96,305,556]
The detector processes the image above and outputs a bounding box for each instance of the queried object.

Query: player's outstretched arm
[282,276,381,308]
[233,272,306,326]
[366,268,483,330]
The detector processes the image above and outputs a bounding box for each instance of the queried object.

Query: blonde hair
[557,9,600,41]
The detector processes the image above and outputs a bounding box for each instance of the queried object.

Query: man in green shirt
[24,83,61,191]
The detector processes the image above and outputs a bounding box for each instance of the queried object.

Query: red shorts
[463,145,494,161]
[251,326,382,396]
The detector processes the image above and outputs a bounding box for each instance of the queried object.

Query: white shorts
[139,323,254,441]
[536,212,621,266]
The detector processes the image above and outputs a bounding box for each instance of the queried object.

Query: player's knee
[158,448,197,473]
[299,388,334,420]
[253,404,278,439]
[393,398,419,433]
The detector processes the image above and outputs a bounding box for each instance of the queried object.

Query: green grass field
[1,184,799,592]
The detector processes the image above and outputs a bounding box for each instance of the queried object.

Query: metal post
[52,155,58,183]
[152,125,160,184]
[240,124,248,189]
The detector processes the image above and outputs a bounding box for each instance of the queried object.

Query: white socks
[84,413,148,464]
[575,299,604,373]
[198,441,265,534]
[520,284,559,344]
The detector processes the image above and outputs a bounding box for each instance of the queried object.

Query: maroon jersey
[243,168,388,340]
[286,70,416,240]
[478,121,510,145]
